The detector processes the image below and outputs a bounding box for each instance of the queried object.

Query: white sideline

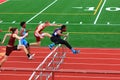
[26,0,58,23]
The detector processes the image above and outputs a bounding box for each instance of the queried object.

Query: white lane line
[26,0,58,23]
[7,60,117,66]
[63,62,120,66]
[94,0,106,24]
[55,75,120,79]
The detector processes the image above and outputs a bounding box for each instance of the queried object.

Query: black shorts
[50,36,72,49]
[6,46,18,56]
[50,37,65,44]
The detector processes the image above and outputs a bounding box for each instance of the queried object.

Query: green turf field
[0,0,120,48]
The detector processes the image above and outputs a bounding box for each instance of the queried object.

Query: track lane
[0,47,120,80]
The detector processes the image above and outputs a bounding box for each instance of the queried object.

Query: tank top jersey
[8,34,16,46]
[20,27,26,36]
[52,28,62,38]
[35,24,45,34]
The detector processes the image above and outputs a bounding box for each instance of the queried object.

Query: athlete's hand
[64,34,68,37]
[0,39,3,44]
[24,33,28,37]
[26,30,31,33]
[40,36,44,39]
[0,30,2,32]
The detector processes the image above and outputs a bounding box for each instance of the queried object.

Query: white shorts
[34,33,45,37]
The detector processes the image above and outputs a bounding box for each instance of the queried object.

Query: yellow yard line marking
[94,0,103,15]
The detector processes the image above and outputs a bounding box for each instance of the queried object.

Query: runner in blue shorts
[19,21,32,54]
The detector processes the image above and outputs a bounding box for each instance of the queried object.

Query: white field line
[7,55,120,61]
[1,73,120,80]
[6,60,120,66]
[9,56,48,58]
[0,73,31,76]
[26,0,58,23]
[55,75,120,79]
[81,52,120,56]
[94,0,106,24]
[1,22,120,26]
[8,55,120,61]
[6,61,42,64]
[63,62,120,66]
[1,69,120,80]
[66,57,120,61]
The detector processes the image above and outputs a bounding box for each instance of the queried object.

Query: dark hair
[61,25,66,29]
[10,28,17,33]
[20,21,26,27]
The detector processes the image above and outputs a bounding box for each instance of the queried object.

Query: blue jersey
[19,27,28,46]
[20,27,26,36]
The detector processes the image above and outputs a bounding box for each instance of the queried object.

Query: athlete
[48,25,80,54]
[30,21,61,46]
[19,21,31,53]
[0,28,34,67]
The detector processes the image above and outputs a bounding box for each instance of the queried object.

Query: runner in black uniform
[48,25,80,54]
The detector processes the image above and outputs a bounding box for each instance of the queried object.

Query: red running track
[58,48,120,80]
[0,46,120,80]
[0,46,51,80]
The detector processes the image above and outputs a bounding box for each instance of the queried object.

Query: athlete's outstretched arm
[50,24,62,26]
[13,33,28,40]
[1,33,11,44]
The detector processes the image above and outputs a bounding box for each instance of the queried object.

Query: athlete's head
[44,21,50,26]
[20,21,26,28]
[61,25,66,32]
[10,28,18,34]
[0,29,2,32]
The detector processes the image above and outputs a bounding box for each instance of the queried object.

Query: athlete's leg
[58,39,72,49]
[56,38,80,54]
[0,46,14,67]
[30,35,41,46]
[30,41,41,46]
[18,45,34,59]
[0,55,8,67]
[22,39,30,53]
[42,33,52,38]
[48,37,57,49]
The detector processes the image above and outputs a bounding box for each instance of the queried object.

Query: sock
[71,48,75,53]
[50,43,55,47]
[27,54,30,58]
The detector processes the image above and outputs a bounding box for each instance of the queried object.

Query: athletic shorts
[19,38,28,47]
[34,35,41,42]
[34,33,45,42]
[6,46,18,56]
[50,36,65,44]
